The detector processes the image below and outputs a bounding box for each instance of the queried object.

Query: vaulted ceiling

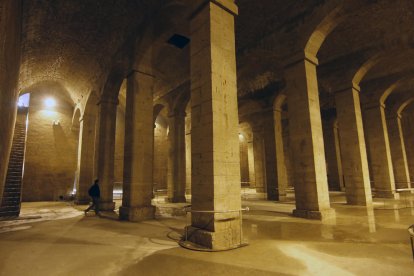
[18,0,414,113]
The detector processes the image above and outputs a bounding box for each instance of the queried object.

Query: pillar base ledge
[119,206,155,222]
[166,196,187,203]
[99,201,115,211]
[267,194,288,202]
[397,189,414,194]
[184,226,244,251]
[255,188,265,193]
[375,191,400,199]
[293,208,336,221]
[74,198,90,205]
[277,195,289,202]
[346,200,373,207]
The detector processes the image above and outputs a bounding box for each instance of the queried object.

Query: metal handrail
[409,225,414,261]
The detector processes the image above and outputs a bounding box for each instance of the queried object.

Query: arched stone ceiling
[402,99,414,116]
[362,53,414,84]
[235,0,343,97]
[385,84,414,115]
[24,81,73,107]
[319,0,414,63]
[16,0,414,111]
[150,0,349,99]
[318,0,414,97]
[19,0,156,104]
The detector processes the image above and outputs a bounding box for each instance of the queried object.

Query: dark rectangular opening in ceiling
[167,34,190,49]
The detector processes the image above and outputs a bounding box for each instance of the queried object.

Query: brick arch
[380,78,412,105]
[398,97,414,116]
[273,93,287,111]
[304,4,344,58]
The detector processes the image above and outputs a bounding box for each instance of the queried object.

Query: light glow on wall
[39,110,58,117]
[44,97,56,108]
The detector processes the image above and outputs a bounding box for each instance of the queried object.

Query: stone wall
[0,0,22,204]
[154,115,168,191]
[185,111,191,193]
[402,114,414,185]
[323,119,341,191]
[239,136,249,185]
[282,119,294,188]
[22,92,78,201]
[114,107,125,185]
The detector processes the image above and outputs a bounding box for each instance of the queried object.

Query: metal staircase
[0,107,28,218]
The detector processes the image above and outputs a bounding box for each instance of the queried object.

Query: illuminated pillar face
[189,0,242,250]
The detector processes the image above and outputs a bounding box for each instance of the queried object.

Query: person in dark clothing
[84,179,100,215]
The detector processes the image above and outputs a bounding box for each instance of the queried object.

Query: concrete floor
[1,192,414,276]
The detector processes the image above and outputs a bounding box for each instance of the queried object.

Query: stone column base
[185,224,243,251]
[345,188,373,206]
[119,206,155,221]
[346,199,373,207]
[277,194,288,202]
[267,193,288,201]
[267,193,278,201]
[99,201,115,211]
[397,189,414,194]
[293,208,336,221]
[256,187,265,193]
[74,197,90,205]
[166,196,187,203]
[375,191,400,199]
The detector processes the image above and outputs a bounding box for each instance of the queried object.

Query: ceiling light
[44,98,56,108]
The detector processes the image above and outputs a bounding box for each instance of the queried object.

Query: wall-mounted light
[44,98,56,108]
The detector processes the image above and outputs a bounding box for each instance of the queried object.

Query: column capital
[364,101,385,111]
[190,0,238,20]
[261,107,274,116]
[387,113,402,121]
[168,110,186,119]
[333,84,361,95]
[97,98,119,106]
[127,69,155,79]
[251,125,264,134]
[284,51,319,68]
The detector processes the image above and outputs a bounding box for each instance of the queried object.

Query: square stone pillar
[274,108,289,198]
[262,110,279,200]
[75,113,97,204]
[167,111,187,203]
[247,138,256,188]
[363,103,398,199]
[322,118,342,191]
[185,121,192,194]
[387,114,411,190]
[119,71,155,221]
[252,126,266,192]
[96,99,118,211]
[402,114,414,189]
[284,54,334,220]
[189,0,242,250]
[333,123,345,191]
[334,87,372,206]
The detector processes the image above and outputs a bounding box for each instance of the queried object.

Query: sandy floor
[0,193,414,276]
